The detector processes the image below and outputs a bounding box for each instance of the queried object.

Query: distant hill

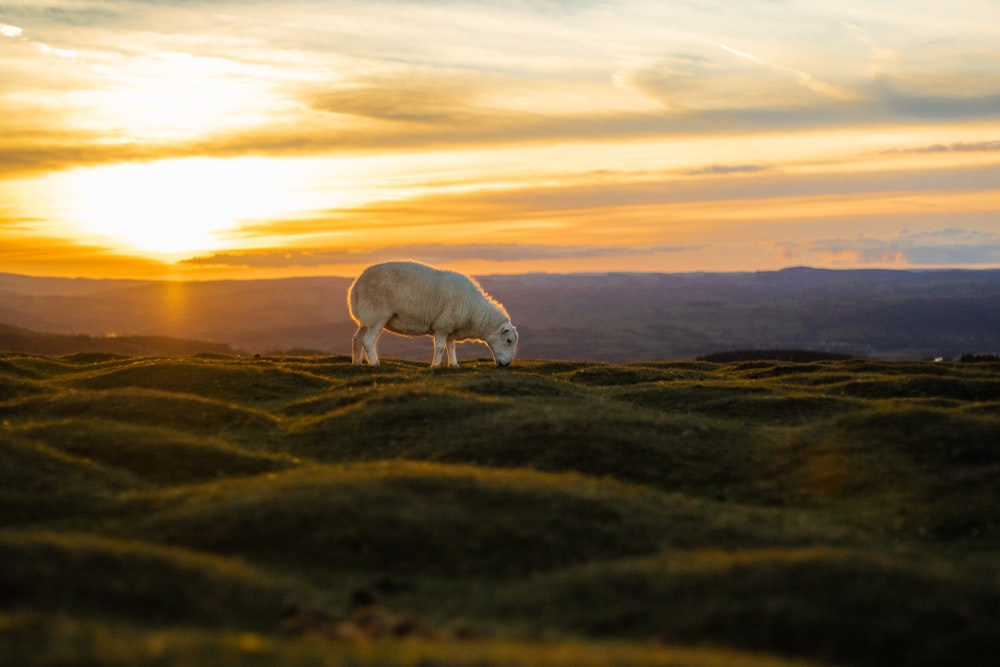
[697,349,858,363]
[0,323,237,357]
[2,268,1000,361]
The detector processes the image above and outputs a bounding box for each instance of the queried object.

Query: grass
[1,352,999,666]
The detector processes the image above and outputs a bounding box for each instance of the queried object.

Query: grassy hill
[1,352,998,666]
[0,323,239,357]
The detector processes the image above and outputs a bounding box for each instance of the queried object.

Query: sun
[53,157,307,260]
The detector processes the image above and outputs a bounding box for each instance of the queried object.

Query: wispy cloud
[182,243,701,269]
[0,19,79,61]
[777,229,1000,267]
[683,164,769,176]
[885,140,1000,155]
[307,69,484,124]
[872,78,1000,121]
[903,229,1000,265]
[717,43,859,101]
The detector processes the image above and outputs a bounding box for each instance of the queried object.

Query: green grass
[1,353,999,666]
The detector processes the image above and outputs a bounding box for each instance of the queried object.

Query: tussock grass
[1,352,999,666]
[431,401,760,497]
[0,373,48,401]
[449,371,583,399]
[607,382,861,425]
[500,547,1000,667]
[1,354,89,379]
[127,461,683,576]
[0,531,301,629]
[0,433,138,525]
[69,358,332,406]
[834,374,1000,402]
[119,461,854,579]
[564,364,682,386]
[777,406,1000,551]
[289,387,502,460]
[1,389,280,439]
[827,406,1000,467]
[12,418,297,485]
[286,381,765,498]
[0,612,826,667]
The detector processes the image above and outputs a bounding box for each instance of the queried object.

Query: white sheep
[348,261,518,368]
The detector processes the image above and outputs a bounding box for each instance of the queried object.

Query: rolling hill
[2,352,998,666]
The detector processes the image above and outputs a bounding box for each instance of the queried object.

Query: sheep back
[348,261,509,340]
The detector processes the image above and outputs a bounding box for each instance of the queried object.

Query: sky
[1,0,999,280]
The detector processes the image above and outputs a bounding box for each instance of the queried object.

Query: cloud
[225,162,1000,251]
[684,164,769,176]
[906,244,1000,265]
[842,20,899,75]
[3,0,1000,183]
[809,237,905,264]
[0,232,169,278]
[871,76,1000,121]
[901,229,1000,265]
[613,55,710,111]
[777,229,1000,267]
[0,134,197,177]
[0,105,820,178]
[307,70,482,124]
[0,215,43,231]
[182,243,700,269]
[0,18,79,61]
[4,55,1000,180]
[886,140,1000,155]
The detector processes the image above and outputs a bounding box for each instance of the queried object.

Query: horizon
[4,264,1000,287]
[3,266,999,363]
[2,1,999,281]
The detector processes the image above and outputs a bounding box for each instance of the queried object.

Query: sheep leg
[431,331,448,367]
[446,337,458,367]
[364,328,383,366]
[355,324,384,366]
[352,326,367,364]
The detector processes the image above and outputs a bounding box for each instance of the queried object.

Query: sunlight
[52,158,316,259]
[88,50,277,141]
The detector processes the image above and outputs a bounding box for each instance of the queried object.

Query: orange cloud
[0,230,173,279]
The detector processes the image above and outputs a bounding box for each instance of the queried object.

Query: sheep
[348,261,518,368]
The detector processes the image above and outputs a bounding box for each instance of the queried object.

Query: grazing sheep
[348,261,518,368]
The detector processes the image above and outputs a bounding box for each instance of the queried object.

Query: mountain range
[2,268,999,361]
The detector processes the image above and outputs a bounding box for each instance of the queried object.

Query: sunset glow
[48,157,354,261]
[1,1,999,279]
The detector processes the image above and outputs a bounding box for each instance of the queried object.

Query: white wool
[348,261,518,368]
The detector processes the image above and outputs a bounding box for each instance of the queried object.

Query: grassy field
[1,352,999,666]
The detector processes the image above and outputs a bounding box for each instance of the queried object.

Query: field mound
[1,353,998,666]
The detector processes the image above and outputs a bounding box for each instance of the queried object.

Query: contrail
[718,42,858,101]
[718,43,766,66]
